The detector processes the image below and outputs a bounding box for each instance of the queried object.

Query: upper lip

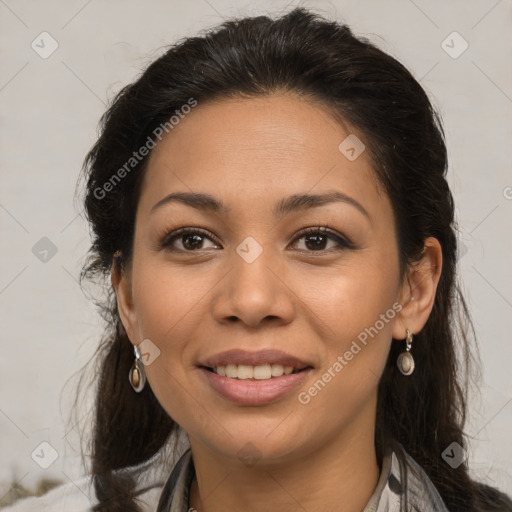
[199,349,312,370]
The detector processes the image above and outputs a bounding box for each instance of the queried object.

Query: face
[115,93,411,465]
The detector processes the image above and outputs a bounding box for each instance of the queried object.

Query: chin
[191,416,317,466]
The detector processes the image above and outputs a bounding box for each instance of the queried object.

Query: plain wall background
[1,0,511,501]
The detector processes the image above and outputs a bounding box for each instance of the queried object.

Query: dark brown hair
[78,7,511,511]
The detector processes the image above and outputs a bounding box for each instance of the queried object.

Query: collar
[155,444,448,512]
[156,449,194,512]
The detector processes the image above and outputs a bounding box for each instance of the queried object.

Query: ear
[111,255,139,345]
[392,237,443,339]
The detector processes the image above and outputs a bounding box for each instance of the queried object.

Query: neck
[188,418,380,512]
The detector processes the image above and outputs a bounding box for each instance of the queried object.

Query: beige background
[1,0,511,500]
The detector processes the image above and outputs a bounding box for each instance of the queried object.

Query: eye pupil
[183,234,203,250]
[305,234,327,250]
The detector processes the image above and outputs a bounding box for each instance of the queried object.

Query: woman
[5,7,511,512]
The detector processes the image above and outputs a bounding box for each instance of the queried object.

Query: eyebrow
[150,190,370,220]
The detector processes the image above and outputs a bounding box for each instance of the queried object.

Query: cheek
[295,283,396,436]
[295,259,399,408]
[295,255,400,344]
[131,257,211,341]
[129,258,218,430]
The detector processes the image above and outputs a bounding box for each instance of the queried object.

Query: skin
[113,93,442,512]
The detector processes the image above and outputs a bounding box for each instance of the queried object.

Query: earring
[397,329,415,376]
[129,344,146,392]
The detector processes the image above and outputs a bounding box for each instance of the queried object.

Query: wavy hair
[77,7,511,511]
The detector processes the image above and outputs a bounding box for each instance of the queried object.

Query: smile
[198,349,313,405]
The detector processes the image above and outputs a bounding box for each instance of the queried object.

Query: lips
[198,349,314,405]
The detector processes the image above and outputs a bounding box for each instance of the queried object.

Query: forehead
[138,93,389,222]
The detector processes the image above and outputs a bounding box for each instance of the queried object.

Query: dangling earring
[129,344,146,392]
[397,329,415,376]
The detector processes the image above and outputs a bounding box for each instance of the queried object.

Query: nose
[211,243,295,329]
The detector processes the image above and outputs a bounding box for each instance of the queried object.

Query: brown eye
[160,228,220,252]
[180,233,207,250]
[291,227,353,252]
[303,233,331,250]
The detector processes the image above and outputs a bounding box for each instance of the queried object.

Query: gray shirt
[155,444,449,511]
[1,442,450,511]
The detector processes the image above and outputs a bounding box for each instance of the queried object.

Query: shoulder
[1,476,96,512]
[1,476,165,512]
[390,445,449,512]
[474,482,512,512]
[3,433,191,511]
[395,446,512,512]
[1,439,187,511]
[1,450,172,512]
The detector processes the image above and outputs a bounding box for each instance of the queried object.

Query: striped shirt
[155,444,449,511]
[2,442,450,511]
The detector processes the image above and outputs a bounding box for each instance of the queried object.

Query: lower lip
[200,367,312,406]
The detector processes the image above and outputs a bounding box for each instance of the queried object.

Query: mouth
[198,349,314,405]
[199,348,313,380]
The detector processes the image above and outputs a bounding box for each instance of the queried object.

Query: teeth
[225,364,237,378]
[213,363,298,379]
[237,364,254,380]
[253,364,271,380]
[271,364,284,377]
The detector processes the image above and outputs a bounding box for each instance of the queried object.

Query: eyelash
[158,225,355,254]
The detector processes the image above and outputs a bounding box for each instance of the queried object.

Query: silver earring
[129,344,146,392]
[397,329,415,376]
